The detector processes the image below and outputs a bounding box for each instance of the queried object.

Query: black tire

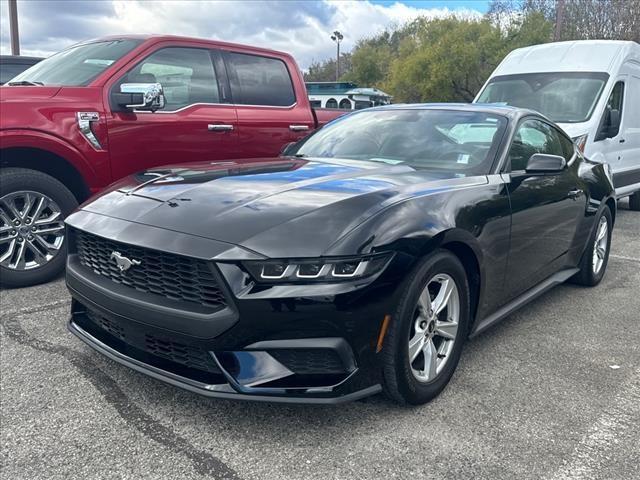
[0,167,78,288]
[572,206,612,287]
[630,192,640,211]
[381,249,470,405]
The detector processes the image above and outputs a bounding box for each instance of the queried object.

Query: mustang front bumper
[65,217,409,404]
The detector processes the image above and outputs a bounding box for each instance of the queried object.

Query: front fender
[0,129,100,190]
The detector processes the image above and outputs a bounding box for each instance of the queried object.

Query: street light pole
[330,30,343,81]
[9,0,20,55]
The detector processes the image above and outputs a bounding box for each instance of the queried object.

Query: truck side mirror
[113,83,165,112]
[525,153,566,173]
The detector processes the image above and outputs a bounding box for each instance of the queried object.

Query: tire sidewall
[387,250,470,404]
[588,206,613,285]
[0,168,78,288]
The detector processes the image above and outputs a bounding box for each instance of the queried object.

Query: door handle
[208,124,234,132]
[567,189,583,200]
[289,125,310,132]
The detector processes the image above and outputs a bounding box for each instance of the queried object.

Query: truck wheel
[630,192,640,211]
[0,168,78,288]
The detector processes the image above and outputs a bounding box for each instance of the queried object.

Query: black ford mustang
[65,104,615,405]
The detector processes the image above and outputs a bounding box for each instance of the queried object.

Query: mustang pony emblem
[110,251,141,272]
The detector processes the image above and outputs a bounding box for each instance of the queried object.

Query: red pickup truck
[0,35,344,287]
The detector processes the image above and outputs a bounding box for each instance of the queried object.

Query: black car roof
[371,103,544,121]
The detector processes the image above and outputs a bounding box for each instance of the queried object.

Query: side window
[508,119,564,171]
[339,98,352,109]
[226,52,295,106]
[557,130,576,163]
[606,81,624,111]
[603,81,624,137]
[121,47,219,111]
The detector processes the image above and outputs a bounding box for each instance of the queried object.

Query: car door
[223,51,315,158]
[503,118,586,300]
[106,46,239,180]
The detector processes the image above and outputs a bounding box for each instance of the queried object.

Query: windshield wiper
[7,80,44,86]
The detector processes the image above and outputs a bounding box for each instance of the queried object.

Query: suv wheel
[0,168,78,288]
[630,192,640,211]
[381,250,470,405]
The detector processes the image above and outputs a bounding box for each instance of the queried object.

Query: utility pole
[554,0,565,42]
[330,30,343,81]
[9,0,20,55]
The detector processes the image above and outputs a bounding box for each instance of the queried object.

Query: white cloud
[0,0,482,68]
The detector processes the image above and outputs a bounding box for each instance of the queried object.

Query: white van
[475,40,640,210]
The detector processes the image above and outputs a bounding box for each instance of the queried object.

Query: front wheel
[382,250,470,405]
[0,168,78,288]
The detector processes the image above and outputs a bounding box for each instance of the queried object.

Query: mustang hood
[79,158,477,257]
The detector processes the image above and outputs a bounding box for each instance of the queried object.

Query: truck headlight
[243,253,393,283]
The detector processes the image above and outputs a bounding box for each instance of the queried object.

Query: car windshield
[476,72,609,123]
[8,39,142,87]
[291,109,508,174]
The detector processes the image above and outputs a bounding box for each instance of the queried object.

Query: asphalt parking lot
[1,200,638,480]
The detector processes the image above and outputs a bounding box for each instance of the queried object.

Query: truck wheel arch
[0,146,91,203]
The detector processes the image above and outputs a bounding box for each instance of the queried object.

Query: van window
[226,52,295,106]
[477,72,609,123]
[604,81,624,136]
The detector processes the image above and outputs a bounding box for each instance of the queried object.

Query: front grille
[81,307,222,376]
[74,229,227,311]
[269,349,347,375]
[144,334,216,373]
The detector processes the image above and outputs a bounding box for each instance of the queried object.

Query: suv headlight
[243,253,393,283]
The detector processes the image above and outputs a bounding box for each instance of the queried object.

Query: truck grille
[74,229,227,311]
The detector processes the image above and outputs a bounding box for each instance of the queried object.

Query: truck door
[106,46,239,180]
[223,51,315,158]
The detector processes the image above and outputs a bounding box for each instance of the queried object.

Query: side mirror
[114,83,165,112]
[525,153,566,173]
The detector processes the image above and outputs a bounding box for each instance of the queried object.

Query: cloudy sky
[0,0,488,69]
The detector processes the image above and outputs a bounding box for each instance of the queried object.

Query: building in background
[306,82,392,110]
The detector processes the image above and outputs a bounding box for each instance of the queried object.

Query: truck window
[225,52,295,107]
[121,48,219,111]
[8,39,141,86]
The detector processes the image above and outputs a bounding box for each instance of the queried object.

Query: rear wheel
[630,192,640,211]
[0,168,77,288]
[382,250,470,405]
[573,206,612,287]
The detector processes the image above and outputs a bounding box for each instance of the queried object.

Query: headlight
[243,253,393,283]
[572,134,588,153]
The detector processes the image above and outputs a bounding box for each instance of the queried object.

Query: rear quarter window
[226,52,295,107]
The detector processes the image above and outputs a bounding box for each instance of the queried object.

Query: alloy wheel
[0,190,65,271]
[592,215,608,275]
[408,273,460,383]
